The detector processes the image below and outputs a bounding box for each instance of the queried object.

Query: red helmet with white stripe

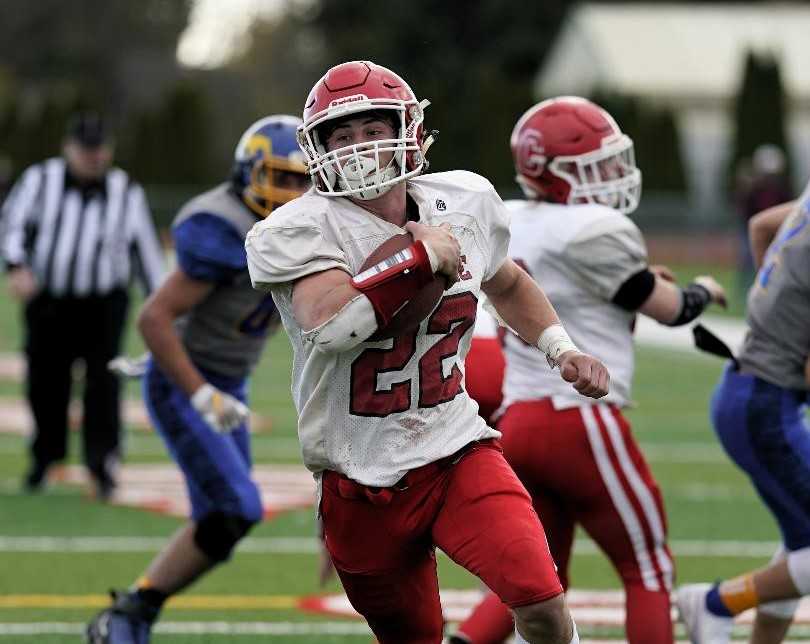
[511,96,641,214]
[297,61,435,200]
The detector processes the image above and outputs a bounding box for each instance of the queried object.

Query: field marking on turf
[0,626,730,643]
[640,442,728,463]
[0,536,322,553]
[0,621,371,636]
[49,463,316,519]
[0,594,297,609]
[0,536,782,557]
[0,633,802,644]
[6,589,810,640]
[634,314,747,354]
[307,588,810,630]
[0,628,804,644]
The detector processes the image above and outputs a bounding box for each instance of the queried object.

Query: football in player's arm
[246,61,608,644]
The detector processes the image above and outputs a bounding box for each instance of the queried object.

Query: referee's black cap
[66,111,110,147]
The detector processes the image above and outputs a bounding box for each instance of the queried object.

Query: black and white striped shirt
[0,157,164,297]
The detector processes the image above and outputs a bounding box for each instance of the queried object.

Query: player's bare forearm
[481,258,561,345]
[138,308,205,396]
[292,268,360,331]
[750,200,796,269]
[137,270,213,397]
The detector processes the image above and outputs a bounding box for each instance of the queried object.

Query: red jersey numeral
[419,293,477,407]
[349,292,478,417]
[349,331,416,417]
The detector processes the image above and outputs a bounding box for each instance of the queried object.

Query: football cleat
[676,583,734,644]
[86,590,158,644]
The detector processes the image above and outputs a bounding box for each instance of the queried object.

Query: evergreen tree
[121,82,215,186]
[729,50,790,184]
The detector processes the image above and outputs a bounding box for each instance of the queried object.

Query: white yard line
[0,621,371,636]
[640,443,727,463]
[0,536,781,557]
[0,622,809,642]
[633,314,747,354]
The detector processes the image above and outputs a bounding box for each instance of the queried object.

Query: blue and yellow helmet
[232,115,309,217]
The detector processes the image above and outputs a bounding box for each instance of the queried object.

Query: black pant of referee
[24,290,129,498]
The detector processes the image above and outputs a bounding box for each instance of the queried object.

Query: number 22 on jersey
[350,292,478,417]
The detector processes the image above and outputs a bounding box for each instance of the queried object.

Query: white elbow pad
[302,295,378,353]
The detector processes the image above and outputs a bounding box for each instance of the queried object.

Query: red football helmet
[510,96,641,214]
[297,61,435,200]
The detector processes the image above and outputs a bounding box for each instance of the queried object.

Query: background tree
[0,0,193,188]
[260,0,572,193]
[0,0,191,115]
[0,0,790,199]
[729,50,790,186]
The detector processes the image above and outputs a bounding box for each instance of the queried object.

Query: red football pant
[320,440,563,644]
[465,337,505,424]
[456,401,674,644]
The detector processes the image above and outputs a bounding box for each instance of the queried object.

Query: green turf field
[0,269,798,642]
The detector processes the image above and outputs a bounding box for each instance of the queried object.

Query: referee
[0,111,165,499]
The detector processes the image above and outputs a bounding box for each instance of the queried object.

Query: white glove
[108,353,150,378]
[190,383,250,433]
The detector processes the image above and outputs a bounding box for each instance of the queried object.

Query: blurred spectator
[0,111,165,499]
[734,144,792,292]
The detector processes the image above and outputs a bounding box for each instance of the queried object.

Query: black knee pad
[194,512,256,561]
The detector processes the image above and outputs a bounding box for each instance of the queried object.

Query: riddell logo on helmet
[329,94,368,108]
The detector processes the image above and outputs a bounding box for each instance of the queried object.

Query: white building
[535,3,810,219]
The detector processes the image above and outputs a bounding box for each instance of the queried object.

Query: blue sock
[705,584,734,617]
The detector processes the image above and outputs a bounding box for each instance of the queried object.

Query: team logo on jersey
[518,128,547,177]
[435,199,447,211]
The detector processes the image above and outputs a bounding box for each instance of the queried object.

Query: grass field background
[0,263,794,642]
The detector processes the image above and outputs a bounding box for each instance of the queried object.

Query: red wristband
[351,241,434,326]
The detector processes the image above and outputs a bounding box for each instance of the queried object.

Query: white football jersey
[502,200,647,410]
[246,171,506,487]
